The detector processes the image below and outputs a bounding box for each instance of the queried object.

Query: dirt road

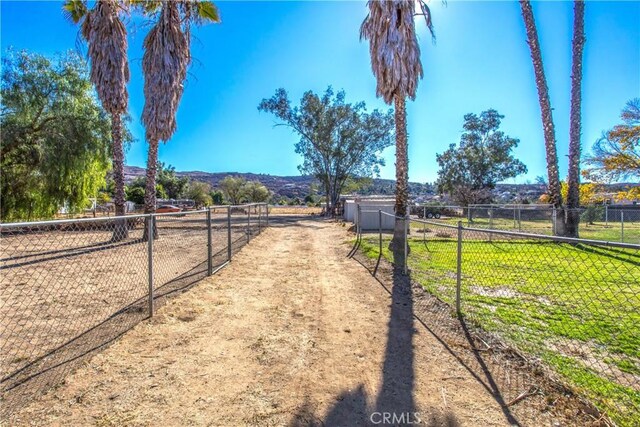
[12,219,521,426]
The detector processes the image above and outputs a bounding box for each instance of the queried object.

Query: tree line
[109,164,271,208]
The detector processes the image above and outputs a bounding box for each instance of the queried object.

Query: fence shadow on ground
[351,251,526,426]
[0,252,230,416]
[0,294,148,415]
[1,208,268,420]
[349,245,609,426]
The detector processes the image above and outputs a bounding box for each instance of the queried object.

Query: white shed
[355,199,396,231]
[344,199,357,222]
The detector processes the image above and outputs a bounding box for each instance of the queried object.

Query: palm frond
[416,0,437,42]
[80,0,130,115]
[62,0,88,24]
[142,1,189,143]
[130,0,162,16]
[196,1,221,23]
[360,0,424,103]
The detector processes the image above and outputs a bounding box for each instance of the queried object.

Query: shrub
[580,205,604,225]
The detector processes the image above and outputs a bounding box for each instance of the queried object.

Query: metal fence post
[227,206,232,262]
[489,208,493,242]
[266,203,269,226]
[621,210,625,243]
[456,221,462,317]
[423,215,426,243]
[147,215,154,317]
[207,208,212,276]
[357,204,361,241]
[403,215,408,276]
[247,206,251,242]
[489,207,494,229]
[518,206,522,232]
[257,204,261,233]
[378,209,382,256]
[605,204,609,226]
[552,207,557,235]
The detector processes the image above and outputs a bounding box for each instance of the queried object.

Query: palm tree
[360,0,435,269]
[139,1,219,235]
[63,0,130,240]
[520,0,564,235]
[566,0,586,237]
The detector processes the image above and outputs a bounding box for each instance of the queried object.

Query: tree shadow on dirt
[349,252,548,426]
[289,265,461,426]
[266,215,329,229]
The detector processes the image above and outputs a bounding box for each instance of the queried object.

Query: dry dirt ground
[9,219,582,426]
[1,213,250,392]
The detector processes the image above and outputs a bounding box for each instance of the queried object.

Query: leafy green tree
[210,189,224,205]
[436,110,527,206]
[219,176,246,205]
[342,177,373,195]
[258,87,394,214]
[156,162,189,199]
[1,50,115,221]
[584,99,640,182]
[126,186,146,205]
[243,181,270,203]
[96,191,112,205]
[186,180,213,208]
[581,205,604,225]
[126,177,166,203]
[155,183,168,200]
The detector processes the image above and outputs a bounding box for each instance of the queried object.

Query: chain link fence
[355,210,640,426]
[0,203,268,419]
[461,204,640,244]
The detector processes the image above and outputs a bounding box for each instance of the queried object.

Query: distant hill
[124,165,638,201]
[124,165,432,198]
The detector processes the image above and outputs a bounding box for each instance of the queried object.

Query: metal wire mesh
[152,211,209,304]
[0,204,267,419]
[460,205,640,244]
[355,211,639,425]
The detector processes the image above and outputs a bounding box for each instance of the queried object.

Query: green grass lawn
[360,233,640,426]
[431,216,640,244]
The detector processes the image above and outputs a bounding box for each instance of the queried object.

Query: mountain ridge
[124,165,431,198]
[124,165,638,201]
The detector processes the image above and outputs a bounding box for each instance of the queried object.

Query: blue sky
[1,1,639,184]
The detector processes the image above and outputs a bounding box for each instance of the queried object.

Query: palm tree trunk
[391,93,409,270]
[520,0,564,235]
[111,113,128,241]
[566,0,586,238]
[144,140,159,240]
